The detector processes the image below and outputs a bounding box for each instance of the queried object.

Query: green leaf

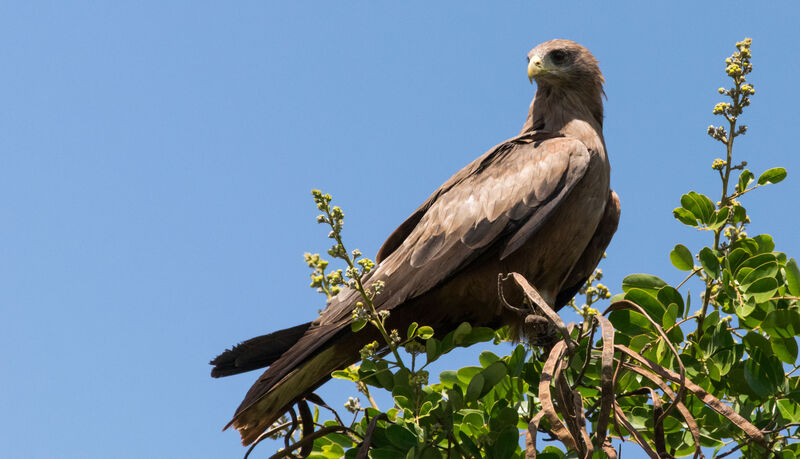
[663,302,678,330]
[709,206,730,230]
[456,367,482,385]
[777,398,800,423]
[732,237,760,255]
[458,432,481,458]
[385,425,417,450]
[734,293,757,317]
[540,446,567,459]
[738,169,754,192]
[757,167,787,185]
[743,332,773,357]
[763,309,800,338]
[506,344,526,377]
[368,447,405,459]
[772,337,798,364]
[608,309,654,337]
[624,288,666,326]
[375,362,394,389]
[657,286,685,318]
[753,234,775,253]
[727,248,751,274]
[479,351,500,368]
[489,403,518,430]
[417,326,434,340]
[681,191,715,224]
[489,426,519,458]
[711,348,736,378]
[629,334,652,352]
[465,373,485,403]
[744,277,779,303]
[732,204,747,224]
[453,322,472,344]
[331,370,357,381]
[744,349,784,398]
[702,310,720,332]
[393,369,412,389]
[426,338,440,363]
[673,207,698,226]
[670,244,694,271]
[417,446,441,459]
[744,260,780,284]
[786,259,800,296]
[406,322,418,339]
[461,327,495,346]
[351,318,367,332]
[621,273,668,295]
[699,247,720,278]
[479,361,508,396]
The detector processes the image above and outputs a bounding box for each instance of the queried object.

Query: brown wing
[317,131,593,327]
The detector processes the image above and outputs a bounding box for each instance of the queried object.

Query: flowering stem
[695,39,752,344]
[321,205,408,370]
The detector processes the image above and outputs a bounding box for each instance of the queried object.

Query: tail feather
[226,325,367,445]
[210,322,313,378]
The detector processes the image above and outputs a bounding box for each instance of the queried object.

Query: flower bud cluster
[352,302,369,321]
[412,370,429,388]
[712,38,754,122]
[344,397,362,414]
[581,305,599,316]
[358,258,376,274]
[595,283,611,299]
[712,159,727,171]
[707,125,728,142]
[713,102,730,115]
[304,252,344,298]
[389,329,402,347]
[724,226,747,241]
[404,341,425,355]
[360,341,380,359]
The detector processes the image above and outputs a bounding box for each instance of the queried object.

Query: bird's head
[526,39,604,89]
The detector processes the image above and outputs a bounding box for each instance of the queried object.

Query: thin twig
[268,426,359,459]
[677,268,703,290]
[244,422,292,459]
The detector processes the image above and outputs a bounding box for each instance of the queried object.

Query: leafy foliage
[252,38,797,459]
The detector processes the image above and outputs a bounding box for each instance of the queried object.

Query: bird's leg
[498,273,576,352]
[497,273,533,316]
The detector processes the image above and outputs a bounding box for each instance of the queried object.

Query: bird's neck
[520,83,605,138]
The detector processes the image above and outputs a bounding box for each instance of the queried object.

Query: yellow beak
[527,56,543,83]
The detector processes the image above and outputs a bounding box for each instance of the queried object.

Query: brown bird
[211,39,620,445]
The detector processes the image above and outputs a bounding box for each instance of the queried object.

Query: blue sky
[1,2,798,458]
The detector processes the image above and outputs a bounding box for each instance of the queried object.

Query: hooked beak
[527,56,543,83]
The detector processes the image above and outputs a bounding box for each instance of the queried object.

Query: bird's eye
[549,50,568,65]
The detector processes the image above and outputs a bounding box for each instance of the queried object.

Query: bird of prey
[211,39,620,445]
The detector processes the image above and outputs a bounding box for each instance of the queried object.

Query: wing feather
[315,132,592,327]
[376,134,592,305]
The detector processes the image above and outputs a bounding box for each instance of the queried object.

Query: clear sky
[1,2,798,458]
